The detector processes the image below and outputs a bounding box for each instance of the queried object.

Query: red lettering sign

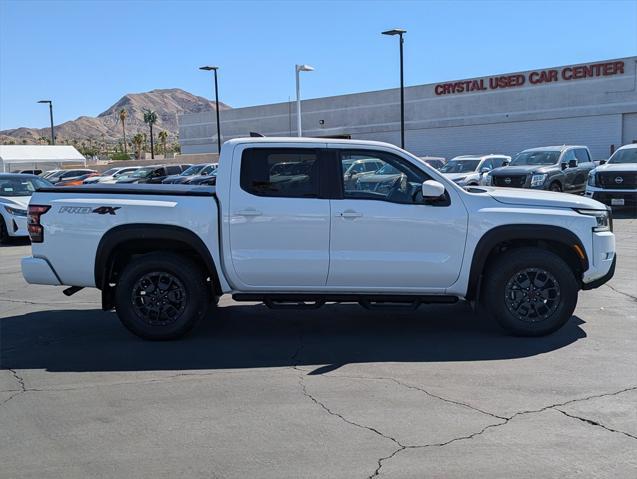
[434,60,625,95]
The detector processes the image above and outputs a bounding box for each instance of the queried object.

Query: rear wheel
[482,247,578,336]
[115,252,209,340]
[549,182,562,192]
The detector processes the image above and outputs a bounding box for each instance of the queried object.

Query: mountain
[0,88,230,145]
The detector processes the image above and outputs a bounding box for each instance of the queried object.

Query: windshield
[0,176,51,197]
[101,168,119,176]
[130,167,155,178]
[181,164,206,176]
[510,151,560,166]
[440,159,480,173]
[376,163,400,175]
[200,165,216,175]
[608,148,637,164]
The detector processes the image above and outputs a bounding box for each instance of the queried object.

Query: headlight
[4,206,27,217]
[484,174,493,186]
[575,208,612,232]
[587,173,596,187]
[530,173,547,187]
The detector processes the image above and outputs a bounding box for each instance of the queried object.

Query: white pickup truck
[22,138,616,340]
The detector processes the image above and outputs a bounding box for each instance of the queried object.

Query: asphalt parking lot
[1,214,636,478]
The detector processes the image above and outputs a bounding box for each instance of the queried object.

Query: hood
[115,178,140,184]
[443,172,479,182]
[0,196,30,209]
[594,163,637,173]
[485,187,605,209]
[163,175,192,184]
[490,165,551,175]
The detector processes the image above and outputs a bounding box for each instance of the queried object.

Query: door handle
[236,209,262,217]
[340,210,363,218]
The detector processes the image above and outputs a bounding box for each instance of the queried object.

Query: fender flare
[466,224,589,300]
[94,223,222,294]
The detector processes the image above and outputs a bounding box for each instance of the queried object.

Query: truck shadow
[0,303,586,374]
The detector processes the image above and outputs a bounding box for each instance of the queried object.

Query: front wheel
[482,247,578,336]
[115,252,209,340]
[549,182,562,192]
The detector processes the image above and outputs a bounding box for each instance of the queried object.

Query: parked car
[116,165,185,184]
[185,172,217,185]
[0,173,52,243]
[440,155,510,186]
[419,157,446,170]
[162,163,217,184]
[83,167,140,184]
[12,169,43,175]
[485,146,595,193]
[585,143,637,208]
[342,157,384,188]
[45,169,97,185]
[40,170,62,179]
[23,138,615,340]
[56,173,100,186]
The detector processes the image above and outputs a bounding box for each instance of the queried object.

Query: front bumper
[582,254,616,290]
[585,186,637,207]
[2,213,28,237]
[21,257,62,285]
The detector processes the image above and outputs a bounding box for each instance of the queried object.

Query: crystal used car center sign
[434,60,625,96]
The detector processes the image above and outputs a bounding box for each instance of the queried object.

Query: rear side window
[574,149,590,162]
[166,166,181,175]
[240,148,320,198]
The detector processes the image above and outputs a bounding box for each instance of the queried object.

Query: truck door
[573,148,595,191]
[327,147,469,291]
[226,145,331,289]
[560,150,579,191]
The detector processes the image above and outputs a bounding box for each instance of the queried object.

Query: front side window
[339,150,428,204]
[574,149,591,162]
[0,176,51,196]
[562,150,577,165]
[241,148,320,198]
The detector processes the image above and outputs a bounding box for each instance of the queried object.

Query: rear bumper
[21,257,62,285]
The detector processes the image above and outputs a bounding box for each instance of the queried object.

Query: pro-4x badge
[92,206,121,215]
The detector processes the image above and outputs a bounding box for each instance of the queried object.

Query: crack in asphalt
[0,297,96,306]
[556,408,637,440]
[604,283,637,301]
[1,369,26,407]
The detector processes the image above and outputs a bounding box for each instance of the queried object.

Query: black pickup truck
[486,145,595,193]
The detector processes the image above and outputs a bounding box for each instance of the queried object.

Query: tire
[549,182,562,192]
[0,216,8,244]
[115,252,209,340]
[482,247,578,336]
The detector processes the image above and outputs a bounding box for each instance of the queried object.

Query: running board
[232,293,458,310]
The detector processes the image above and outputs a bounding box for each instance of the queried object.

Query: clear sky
[1,0,635,130]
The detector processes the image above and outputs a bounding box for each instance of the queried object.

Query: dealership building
[179,56,637,160]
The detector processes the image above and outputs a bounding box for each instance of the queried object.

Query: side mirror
[599,159,607,165]
[422,180,445,198]
[479,167,491,174]
[561,162,568,170]
[568,159,577,168]
[502,161,510,166]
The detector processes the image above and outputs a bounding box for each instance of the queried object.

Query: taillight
[27,205,51,243]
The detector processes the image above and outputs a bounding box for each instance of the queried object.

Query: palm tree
[118,109,128,153]
[132,133,145,160]
[143,109,158,159]
[158,130,168,157]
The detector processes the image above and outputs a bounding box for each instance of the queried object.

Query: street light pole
[37,100,55,145]
[199,65,222,154]
[295,64,314,137]
[382,28,406,149]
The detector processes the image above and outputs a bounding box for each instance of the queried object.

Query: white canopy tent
[0,145,86,172]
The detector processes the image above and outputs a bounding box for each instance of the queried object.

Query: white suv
[440,154,510,186]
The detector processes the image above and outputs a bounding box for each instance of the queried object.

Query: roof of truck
[224,137,400,148]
